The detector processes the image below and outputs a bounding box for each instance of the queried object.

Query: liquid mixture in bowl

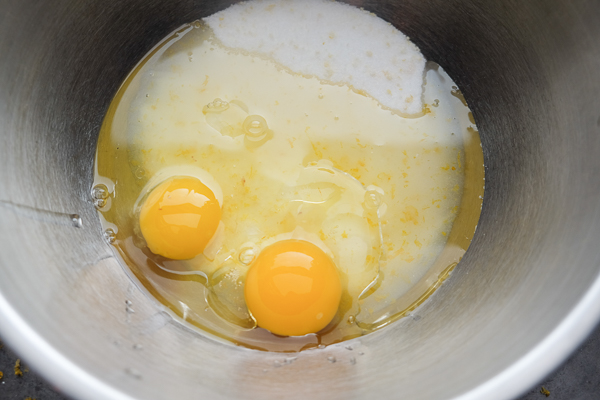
[93,0,484,351]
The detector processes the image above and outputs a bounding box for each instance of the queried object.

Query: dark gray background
[1,323,599,400]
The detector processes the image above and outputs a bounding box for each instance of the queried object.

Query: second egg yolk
[139,176,221,260]
[244,240,342,336]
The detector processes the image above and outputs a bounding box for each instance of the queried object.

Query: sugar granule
[205,0,426,115]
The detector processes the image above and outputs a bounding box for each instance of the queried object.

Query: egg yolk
[244,239,342,336]
[139,177,221,260]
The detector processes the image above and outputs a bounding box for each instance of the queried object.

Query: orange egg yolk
[244,239,342,336]
[139,177,221,260]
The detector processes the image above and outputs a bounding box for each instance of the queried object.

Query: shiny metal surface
[1,1,599,399]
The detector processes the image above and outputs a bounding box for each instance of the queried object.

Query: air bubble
[103,228,116,244]
[133,344,143,350]
[432,99,439,107]
[327,356,336,363]
[134,168,146,179]
[93,199,108,208]
[347,315,356,324]
[71,215,82,228]
[239,244,258,265]
[318,93,324,99]
[364,186,384,209]
[193,21,202,29]
[243,115,269,141]
[91,184,109,208]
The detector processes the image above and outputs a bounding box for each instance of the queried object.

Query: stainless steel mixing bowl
[1,1,599,399]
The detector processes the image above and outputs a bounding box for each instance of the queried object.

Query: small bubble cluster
[91,184,109,209]
[103,228,116,244]
[273,357,297,368]
[204,98,230,113]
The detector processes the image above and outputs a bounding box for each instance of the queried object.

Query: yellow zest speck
[400,206,419,225]
[14,359,23,377]
[355,138,367,149]
[378,172,392,181]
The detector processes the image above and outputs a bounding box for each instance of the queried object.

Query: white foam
[204,0,426,115]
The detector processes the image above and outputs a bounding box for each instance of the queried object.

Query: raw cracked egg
[139,176,221,260]
[134,165,224,261]
[93,0,484,351]
[244,239,342,337]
